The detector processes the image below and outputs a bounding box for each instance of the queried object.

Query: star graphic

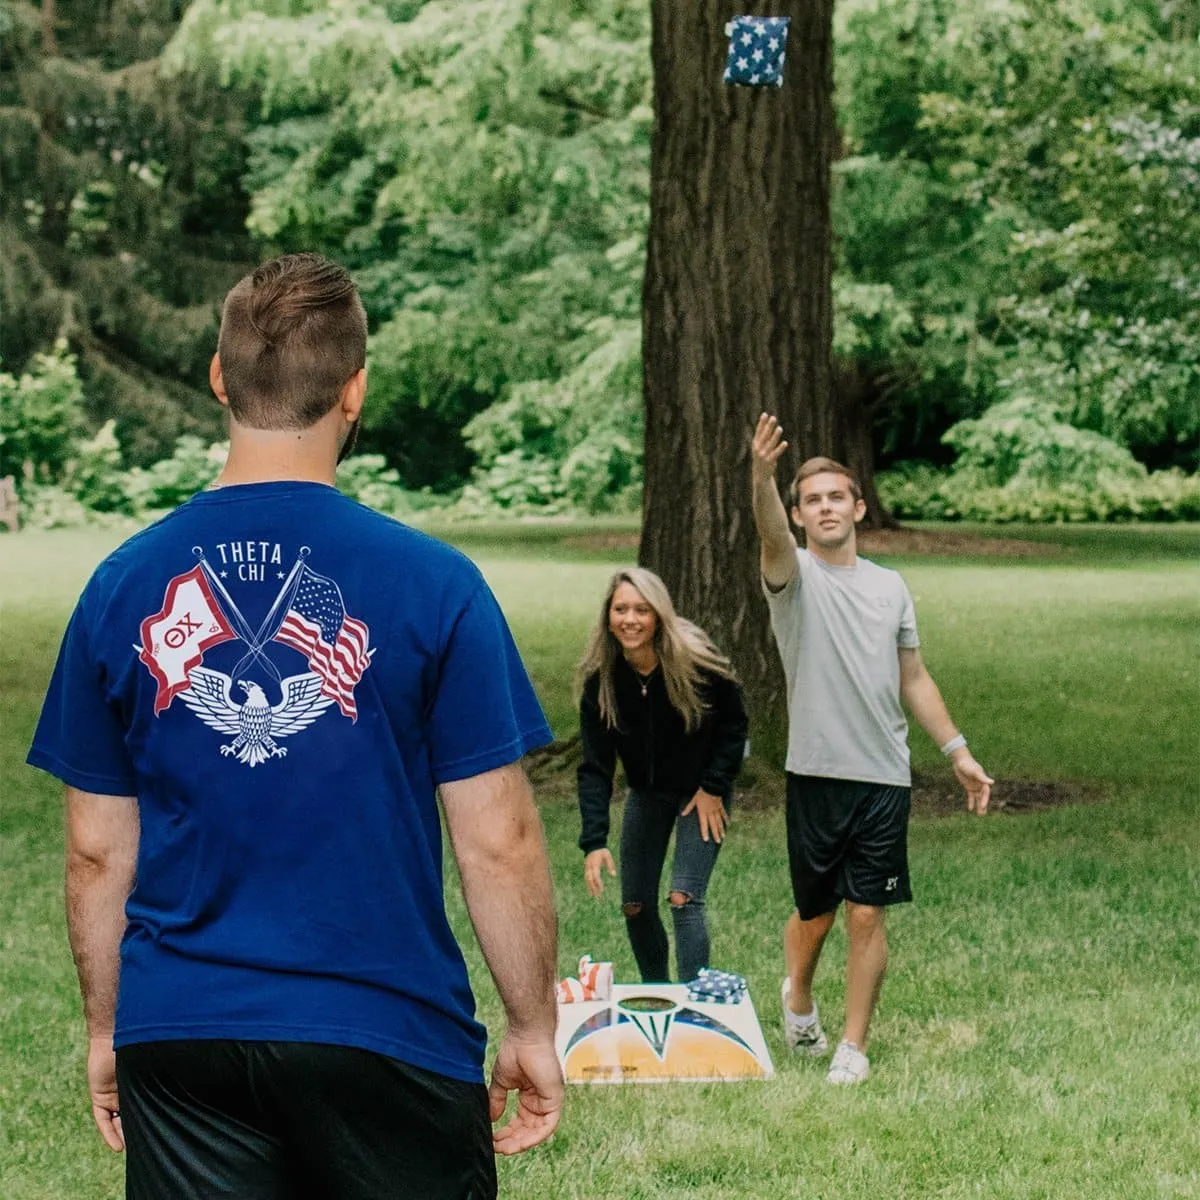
[277,571,286,579]
[750,73,760,84]
[752,48,764,62]
[741,31,752,45]
[737,56,749,70]
[220,570,228,579]
[768,37,779,50]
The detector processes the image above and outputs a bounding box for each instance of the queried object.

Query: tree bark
[640,0,837,736]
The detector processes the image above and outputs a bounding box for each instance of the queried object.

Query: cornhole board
[556,983,774,1084]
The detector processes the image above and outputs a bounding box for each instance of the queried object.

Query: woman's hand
[681,789,729,843]
[584,848,617,897]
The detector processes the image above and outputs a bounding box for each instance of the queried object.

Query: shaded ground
[526,739,1104,817]
[562,528,1066,558]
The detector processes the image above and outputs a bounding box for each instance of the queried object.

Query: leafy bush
[68,420,132,513]
[17,484,139,531]
[457,319,642,515]
[878,462,1200,523]
[335,454,448,517]
[120,437,226,511]
[0,343,87,483]
[942,396,1147,488]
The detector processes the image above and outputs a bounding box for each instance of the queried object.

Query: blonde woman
[576,568,748,982]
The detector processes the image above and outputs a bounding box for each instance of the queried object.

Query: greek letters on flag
[139,566,238,714]
[273,565,371,718]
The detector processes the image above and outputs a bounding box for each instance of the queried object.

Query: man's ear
[853,497,867,524]
[210,354,229,407]
[340,368,366,423]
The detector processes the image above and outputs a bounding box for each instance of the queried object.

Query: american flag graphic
[273,565,370,719]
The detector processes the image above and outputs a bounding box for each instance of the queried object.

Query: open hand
[489,1031,564,1155]
[752,413,789,481]
[88,1035,124,1153]
[681,789,729,843]
[583,848,616,897]
[952,752,994,814]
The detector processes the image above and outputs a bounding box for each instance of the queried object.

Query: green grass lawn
[2,523,1199,1198]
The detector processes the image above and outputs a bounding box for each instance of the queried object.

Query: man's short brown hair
[789,456,862,505]
[217,253,367,430]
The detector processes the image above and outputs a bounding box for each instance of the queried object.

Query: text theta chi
[212,541,286,583]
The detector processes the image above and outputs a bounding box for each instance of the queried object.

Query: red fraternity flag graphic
[139,566,237,714]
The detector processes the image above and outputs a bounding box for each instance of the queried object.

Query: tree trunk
[640,0,837,738]
[834,363,899,530]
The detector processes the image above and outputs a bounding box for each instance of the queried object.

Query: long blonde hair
[574,567,737,733]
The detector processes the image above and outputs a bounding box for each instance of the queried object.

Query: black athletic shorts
[785,773,913,919]
[116,1040,497,1200]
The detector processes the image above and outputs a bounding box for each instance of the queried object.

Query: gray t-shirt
[764,548,920,787]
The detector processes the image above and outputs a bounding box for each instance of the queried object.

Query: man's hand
[751,413,788,482]
[583,848,616,897]
[87,1034,125,1152]
[681,789,729,843]
[951,751,994,814]
[489,1031,564,1155]
[751,414,798,588]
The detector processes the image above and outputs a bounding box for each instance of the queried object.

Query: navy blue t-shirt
[28,482,552,1084]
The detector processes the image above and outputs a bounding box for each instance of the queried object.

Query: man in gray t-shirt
[750,414,992,1086]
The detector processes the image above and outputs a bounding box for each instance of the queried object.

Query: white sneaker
[780,978,829,1056]
[826,1040,870,1084]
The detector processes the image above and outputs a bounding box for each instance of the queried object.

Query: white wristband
[940,734,967,756]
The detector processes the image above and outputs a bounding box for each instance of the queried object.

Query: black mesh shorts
[785,773,913,919]
[116,1040,497,1200]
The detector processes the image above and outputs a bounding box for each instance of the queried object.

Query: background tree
[0,0,254,463]
[638,0,839,734]
[165,0,652,501]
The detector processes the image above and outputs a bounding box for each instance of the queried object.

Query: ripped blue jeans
[618,788,730,983]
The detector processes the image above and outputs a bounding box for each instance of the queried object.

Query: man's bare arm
[65,787,138,1151]
[898,649,993,813]
[440,762,562,1154]
[750,414,798,590]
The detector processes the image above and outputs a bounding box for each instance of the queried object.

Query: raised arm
[65,787,139,1153]
[898,649,993,813]
[440,763,563,1154]
[751,413,798,590]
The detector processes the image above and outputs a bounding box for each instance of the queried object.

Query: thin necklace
[635,666,657,697]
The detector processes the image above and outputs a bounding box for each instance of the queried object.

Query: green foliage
[1,0,254,464]
[119,436,227,511]
[165,0,651,494]
[69,420,130,512]
[458,319,641,514]
[835,0,1200,470]
[334,453,448,516]
[0,343,87,482]
[942,396,1146,488]
[877,461,1200,523]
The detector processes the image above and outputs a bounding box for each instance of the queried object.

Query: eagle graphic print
[136,547,372,766]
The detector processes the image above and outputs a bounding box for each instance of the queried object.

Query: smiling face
[792,470,866,551]
[608,581,658,659]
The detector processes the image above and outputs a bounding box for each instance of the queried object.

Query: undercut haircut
[217,253,367,430]
[790,456,862,505]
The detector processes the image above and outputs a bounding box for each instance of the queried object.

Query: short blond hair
[789,456,862,505]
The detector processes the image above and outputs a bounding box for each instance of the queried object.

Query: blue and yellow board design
[556,984,774,1084]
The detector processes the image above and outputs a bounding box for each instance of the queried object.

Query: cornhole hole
[556,983,774,1084]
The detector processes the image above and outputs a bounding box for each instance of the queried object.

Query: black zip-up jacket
[577,659,749,853]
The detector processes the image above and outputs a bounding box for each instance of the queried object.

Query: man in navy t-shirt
[28,253,563,1198]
